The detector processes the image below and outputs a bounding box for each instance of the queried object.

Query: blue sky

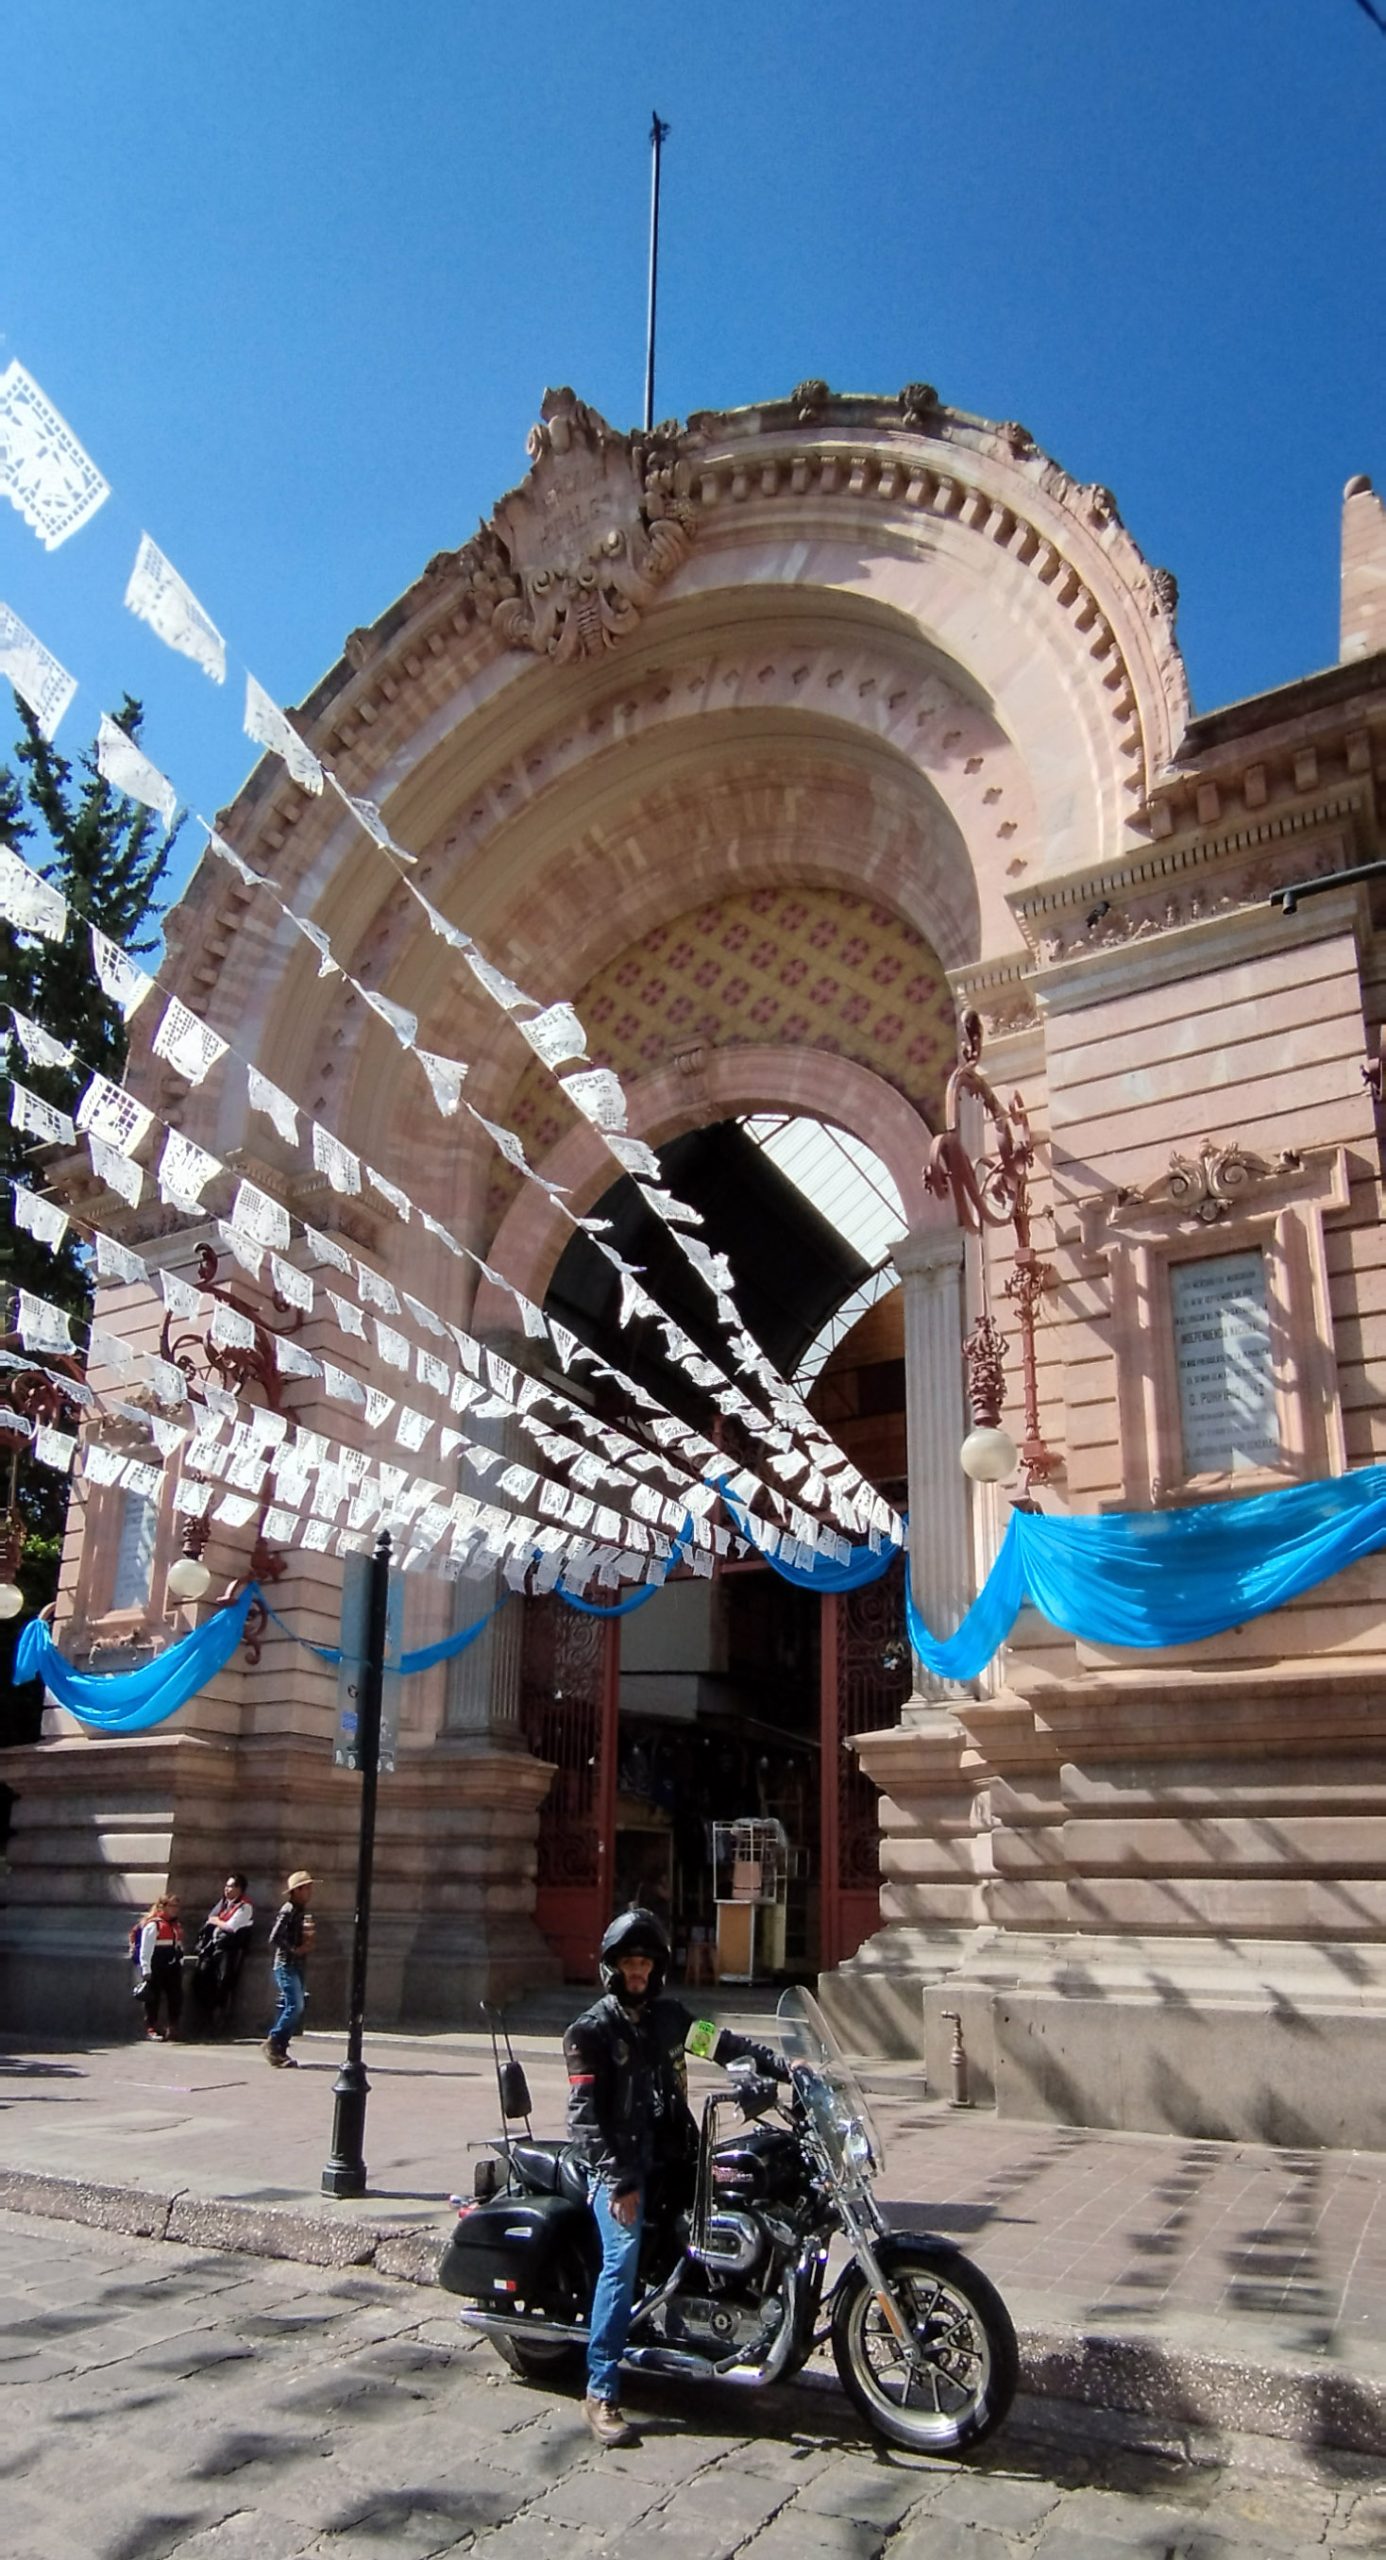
[3,1,1382,888]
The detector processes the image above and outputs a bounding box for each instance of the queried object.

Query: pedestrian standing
[192,1872,254,2034]
[264,1871,315,2068]
[132,1895,185,2041]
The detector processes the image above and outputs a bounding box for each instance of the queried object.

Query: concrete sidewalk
[2,2025,1385,2458]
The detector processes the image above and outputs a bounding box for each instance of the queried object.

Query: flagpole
[644,112,671,433]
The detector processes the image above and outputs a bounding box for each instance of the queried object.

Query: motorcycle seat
[509,2139,590,2205]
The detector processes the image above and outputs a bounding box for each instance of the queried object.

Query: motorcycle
[439,1986,1017,2456]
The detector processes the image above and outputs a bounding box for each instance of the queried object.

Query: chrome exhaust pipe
[623,2344,721,2379]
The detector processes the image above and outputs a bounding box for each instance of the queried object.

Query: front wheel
[831,2236,1018,2456]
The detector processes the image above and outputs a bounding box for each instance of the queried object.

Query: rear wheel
[491,2331,586,2386]
[830,2237,1017,2456]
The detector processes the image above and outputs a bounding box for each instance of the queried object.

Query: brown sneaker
[264,2041,287,2067]
[583,2396,636,2449]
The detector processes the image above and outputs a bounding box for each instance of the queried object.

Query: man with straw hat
[265,1870,315,2067]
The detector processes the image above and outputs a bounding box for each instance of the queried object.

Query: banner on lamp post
[334,1549,403,1773]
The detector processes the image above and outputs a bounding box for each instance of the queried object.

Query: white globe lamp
[167,1552,213,1604]
[0,1578,24,1621]
[960,1424,1018,1485]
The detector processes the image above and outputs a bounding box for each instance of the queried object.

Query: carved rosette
[457,387,696,664]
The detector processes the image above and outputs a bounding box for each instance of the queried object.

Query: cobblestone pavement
[2,2209,1382,2560]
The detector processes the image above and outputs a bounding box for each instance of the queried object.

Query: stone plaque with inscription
[1170,1248,1280,1476]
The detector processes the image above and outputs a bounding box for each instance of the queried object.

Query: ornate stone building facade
[4,389,1386,2148]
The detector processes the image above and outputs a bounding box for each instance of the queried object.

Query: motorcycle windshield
[775,1985,885,2180]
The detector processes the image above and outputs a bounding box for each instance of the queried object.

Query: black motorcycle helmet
[598,1905,670,2003]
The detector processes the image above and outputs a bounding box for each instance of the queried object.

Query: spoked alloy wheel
[830,2237,1018,2455]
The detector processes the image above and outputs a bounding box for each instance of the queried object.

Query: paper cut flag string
[415,1050,467,1116]
[124,534,226,685]
[244,676,324,796]
[90,928,153,1021]
[13,1188,68,1249]
[230,1179,291,1253]
[95,716,178,834]
[10,1081,75,1148]
[0,602,78,740]
[361,990,418,1049]
[0,361,110,550]
[16,1291,75,1356]
[0,845,66,946]
[326,774,408,856]
[4,837,863,1553]
[246,1066,298,1145]
[520,1002,587,1068]
[157,1129,222,1209]
[9,1010,75,1073]
[94,1229,145,1285]
[76,1072,154,1157]
[151,999,228,1088]
[291,915,339,976]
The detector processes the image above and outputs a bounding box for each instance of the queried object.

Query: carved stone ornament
[790,378,832,424]
[456,387,696,663]
[898,382,939,427]
[1102,1140,1304,1233]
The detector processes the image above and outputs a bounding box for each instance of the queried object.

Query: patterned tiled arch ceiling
[485,883,955,1227]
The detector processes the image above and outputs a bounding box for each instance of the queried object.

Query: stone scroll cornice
[1076,1140,1349,1259]
[944,774,1373,1042]
[1007,787,1367,973]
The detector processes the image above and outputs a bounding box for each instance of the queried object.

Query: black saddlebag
[438,2190,598,2314]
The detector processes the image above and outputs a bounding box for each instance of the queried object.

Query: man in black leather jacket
[564,1905,782,2449]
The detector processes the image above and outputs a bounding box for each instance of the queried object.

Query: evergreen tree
[1,696,176,1742]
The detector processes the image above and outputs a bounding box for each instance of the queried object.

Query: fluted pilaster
[892,1224,971,1707]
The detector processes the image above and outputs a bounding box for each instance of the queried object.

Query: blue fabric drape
[15,1587,256,1733]
[556,1578,672,1618]
[717,1488,898,1594]
[901,1466,1386,1681]
[23,1466,1386,1735]
[555,1514,697,1616]
[261,1592,504,1675]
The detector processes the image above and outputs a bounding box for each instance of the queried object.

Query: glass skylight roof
[741,1115,905,1383]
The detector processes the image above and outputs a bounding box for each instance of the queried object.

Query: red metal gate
[819,1555,909,1971]
[519,1597,619,1981]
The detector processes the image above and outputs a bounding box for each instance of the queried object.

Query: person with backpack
[129,1894,185,2041]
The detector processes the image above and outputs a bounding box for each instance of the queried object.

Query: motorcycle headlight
[844,2123,875,2178]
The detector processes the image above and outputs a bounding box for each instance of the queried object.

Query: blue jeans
[268,1961,306,2051]
[587,2178,644,2402]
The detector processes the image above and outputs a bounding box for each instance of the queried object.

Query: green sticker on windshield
[685,2018,719,2060]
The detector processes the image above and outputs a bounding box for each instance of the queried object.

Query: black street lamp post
[321,1527,391,2198]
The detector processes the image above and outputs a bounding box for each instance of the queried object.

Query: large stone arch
[156,388,1189,1211]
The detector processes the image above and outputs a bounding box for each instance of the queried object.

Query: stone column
[419,1333,559,2009]
[892,1224,972,1707]
[445,1569,524,1747]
